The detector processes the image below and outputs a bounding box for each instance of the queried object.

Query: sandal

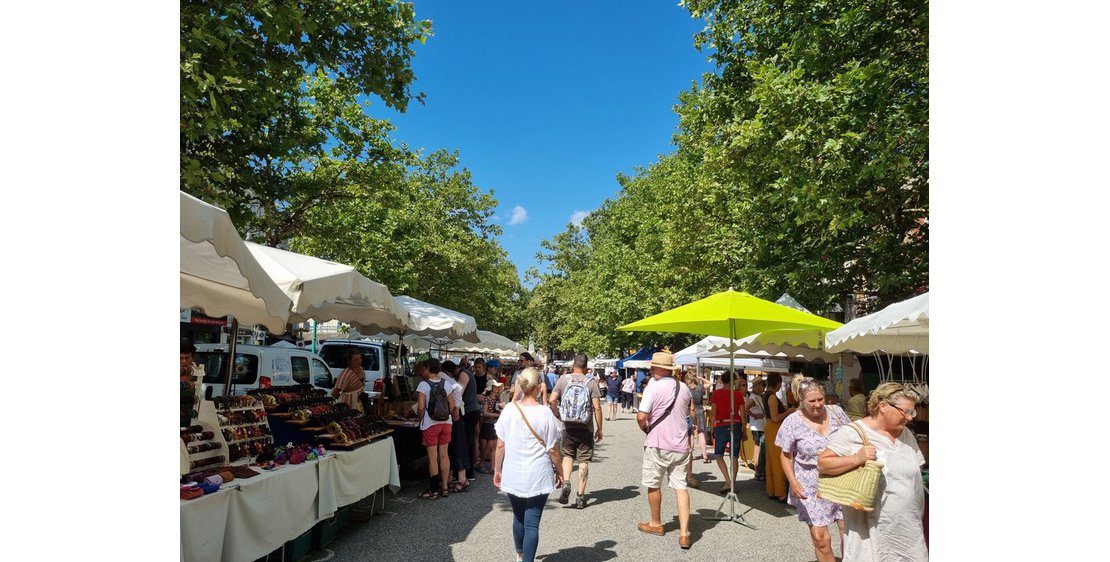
[419,487,439,500]
[450,481,469,493]
[440,487,450,498]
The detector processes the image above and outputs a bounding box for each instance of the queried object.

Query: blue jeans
[508,493,549,561]
[713,423,744,457]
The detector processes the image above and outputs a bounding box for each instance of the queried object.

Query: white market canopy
[688,356,790,372]
[245,242,408,333]
[364,296,480,343]
[825,292,929,354]
[442,330,522,355]
[702,334,840,362]
[673,338,718,365]
[180,192,291,333]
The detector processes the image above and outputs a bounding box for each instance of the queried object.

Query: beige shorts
[641,447,692,490]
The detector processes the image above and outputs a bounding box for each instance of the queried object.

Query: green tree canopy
[181,2,528,341]
[528,0,928,354]
[181,0,431,242]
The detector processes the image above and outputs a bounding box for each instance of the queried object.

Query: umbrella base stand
[703,491,757,529]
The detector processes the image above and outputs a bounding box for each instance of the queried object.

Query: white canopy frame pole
[704,321,757,529]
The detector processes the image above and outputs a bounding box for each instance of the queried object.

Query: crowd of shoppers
[399,352,924,561]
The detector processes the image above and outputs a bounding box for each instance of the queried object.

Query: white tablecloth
[180,437,399,562]
[180,485,232,562]
[317,437,400,518]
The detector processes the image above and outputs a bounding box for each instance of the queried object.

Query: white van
[195,343,335,399]
[315,339,398,392]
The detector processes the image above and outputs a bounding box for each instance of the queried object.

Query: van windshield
[198,352,259,385]
[320,345,380,372]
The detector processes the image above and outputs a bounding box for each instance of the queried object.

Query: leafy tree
[530,0,928,353]
[181,0,431,242]
[182,2,529,341]
[677,0,929,310]
[290,150,529,341]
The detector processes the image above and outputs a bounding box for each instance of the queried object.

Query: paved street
[311,409,837,561]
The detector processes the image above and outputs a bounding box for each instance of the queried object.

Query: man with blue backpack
[548,353,603,509]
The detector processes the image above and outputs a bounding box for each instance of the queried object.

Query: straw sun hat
[649,352,680,371]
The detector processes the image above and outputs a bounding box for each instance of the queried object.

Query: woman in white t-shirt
[495,368,564,562]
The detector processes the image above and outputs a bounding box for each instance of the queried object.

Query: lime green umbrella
[617,289,842,342]
[617,288,842,529]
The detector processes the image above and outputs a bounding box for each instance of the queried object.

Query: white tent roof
[180,192,291,333]
[826,292,929,354]
[775,293,812,313]
[690,356,791,371]
[673,337,718,365]
[365,296,480,343]
[245,242,408,333]
[442,330,522,355]
[702,334,839,362]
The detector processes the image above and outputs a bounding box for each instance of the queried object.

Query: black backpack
[427,379,451,421]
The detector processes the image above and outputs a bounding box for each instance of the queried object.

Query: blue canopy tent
[616,345,661,370]
[617,346,661,411]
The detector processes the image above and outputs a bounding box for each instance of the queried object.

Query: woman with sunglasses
[818,382,927,562]
[776,377,852,562]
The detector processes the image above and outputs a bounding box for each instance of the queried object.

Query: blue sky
[367,1,715,284]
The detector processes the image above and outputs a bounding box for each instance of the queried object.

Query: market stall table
[180,436,400,562]
[385,420,426,473]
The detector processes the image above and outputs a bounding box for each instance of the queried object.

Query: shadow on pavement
[537,540,618,561]
[583,485,638,507]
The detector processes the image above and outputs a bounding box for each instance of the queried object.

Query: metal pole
[704,321,755,528]
[223,316,238,397]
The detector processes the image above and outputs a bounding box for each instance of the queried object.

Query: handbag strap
[513,401,546,448]
[847,421,871,447]
[646,378,681,435]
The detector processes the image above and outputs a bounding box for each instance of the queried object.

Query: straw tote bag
[817,422,884,512]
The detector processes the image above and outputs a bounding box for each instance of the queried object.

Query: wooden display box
[392,400,416,418]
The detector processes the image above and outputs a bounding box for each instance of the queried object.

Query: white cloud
[509,205,528,225]
[570,210,589,226]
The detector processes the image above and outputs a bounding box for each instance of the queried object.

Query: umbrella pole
[704,321,756,529]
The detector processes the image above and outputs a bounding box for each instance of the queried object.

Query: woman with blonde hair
[777,377,852,562]
[495,368,564,562]
[819,382,927,561]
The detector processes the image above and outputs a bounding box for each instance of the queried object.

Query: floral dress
[776,405,851,526]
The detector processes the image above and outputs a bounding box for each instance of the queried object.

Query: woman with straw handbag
[818,382,927,562]
[777,377,852,562]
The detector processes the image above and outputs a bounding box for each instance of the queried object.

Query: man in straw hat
[635,351,695,549]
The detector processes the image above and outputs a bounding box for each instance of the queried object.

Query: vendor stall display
[249,384,393,451]
[213,395,274,464]
[182,399,229,472]
[181,368,202,429]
